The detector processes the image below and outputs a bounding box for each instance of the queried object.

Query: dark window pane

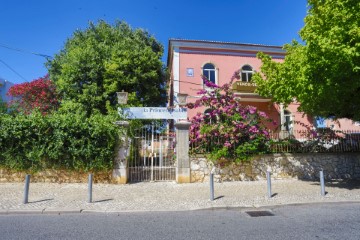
[203,70,210,80]
[248,72,253,81]
[242,65,252,71]
[204,63,215,69]
[241,72,247,82]
[209,71,215,83]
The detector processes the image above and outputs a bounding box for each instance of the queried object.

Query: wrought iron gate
[128,124,176,182]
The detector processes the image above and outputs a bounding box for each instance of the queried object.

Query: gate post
[113,121,130,184]
[174,120,192,183]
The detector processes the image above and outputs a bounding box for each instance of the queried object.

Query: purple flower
[224,141,231,148]
[248,106,257,114]
[258,111,268,118]
[249,125,259,133]
[197,89,208,95]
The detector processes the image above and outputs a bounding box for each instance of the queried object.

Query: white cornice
[169,39,285,55]
[179,49,284,59]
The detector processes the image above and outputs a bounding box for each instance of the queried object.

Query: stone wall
[0,169,113,183]
[191,153,360,182]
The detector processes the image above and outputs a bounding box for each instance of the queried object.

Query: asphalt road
[1,202,359,240]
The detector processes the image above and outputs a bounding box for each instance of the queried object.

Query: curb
[42,209,82,215]
[1,201,360,215]
[7,209,45,214]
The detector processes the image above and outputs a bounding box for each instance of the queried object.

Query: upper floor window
[202,63,216,84]
[241,65,253,82]
[284,110,293,132]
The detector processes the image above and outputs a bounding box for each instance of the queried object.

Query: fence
[269,130,360,153]
[189,130,360,155]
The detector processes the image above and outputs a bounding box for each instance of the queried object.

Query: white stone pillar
[112,121,130,184]
[279,103,287,139]
[280,103,286,131]
[174,120,192,183]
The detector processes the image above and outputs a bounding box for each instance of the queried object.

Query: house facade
[167,39,360,136]
[0,77,13,103]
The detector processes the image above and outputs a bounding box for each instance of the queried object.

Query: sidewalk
[1,179,360,214]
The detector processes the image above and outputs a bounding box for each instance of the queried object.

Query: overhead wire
[0,58,27,82]
[0,43,52,82]
[0,43,52,59]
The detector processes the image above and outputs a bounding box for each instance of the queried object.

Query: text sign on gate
[119,107,187,120]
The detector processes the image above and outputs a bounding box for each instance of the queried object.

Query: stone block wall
[0,169,112,183]
[191,153,360,182]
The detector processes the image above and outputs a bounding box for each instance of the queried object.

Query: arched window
[284,110,293,132]
[202,63,216,84]
[241,65,253,82]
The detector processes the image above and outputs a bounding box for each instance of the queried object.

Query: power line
[172,79,203,86]
[0,43,52,59]
[0,58,28,82]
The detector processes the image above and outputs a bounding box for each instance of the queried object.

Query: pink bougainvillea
[7,75,60,115]
[188,71,275,164]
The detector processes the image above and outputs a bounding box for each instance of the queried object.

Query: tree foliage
[47,20,166,115]
[7,75,60,115]
[188,73,274,164]
[253,0,360,120]
[0,109,120,171]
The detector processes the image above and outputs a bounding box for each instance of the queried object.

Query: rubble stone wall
[0,169,112,183]
[191,153,360,182]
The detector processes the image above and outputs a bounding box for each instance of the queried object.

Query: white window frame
[202,63,218,87]
[241,65,254,82]
[284,110,293,133]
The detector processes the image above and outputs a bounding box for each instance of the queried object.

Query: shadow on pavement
[92,198,113,203]
[309,179,360,190]
[28,198,54,203]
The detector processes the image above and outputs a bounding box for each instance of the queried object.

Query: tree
[253,0,360,120]
[188,72,274,164]
[47,20,166,115]
[7,75,60,114]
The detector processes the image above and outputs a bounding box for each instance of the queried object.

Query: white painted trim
[170,40,285,55]
[173,47,180,104]
[179,49,284,59]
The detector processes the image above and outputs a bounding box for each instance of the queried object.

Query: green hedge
[0,111,121,172]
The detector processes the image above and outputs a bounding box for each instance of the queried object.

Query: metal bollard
[88,173,93,203]
[210,173,214,201]
[320,170,325,196]
[23,174,31,204]
[266,171,272,198]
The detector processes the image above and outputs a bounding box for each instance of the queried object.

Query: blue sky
[0,0,307,84]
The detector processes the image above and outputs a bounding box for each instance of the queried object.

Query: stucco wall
[191,153,360,182]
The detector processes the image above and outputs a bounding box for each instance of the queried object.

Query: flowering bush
[188,71,275,165]
[7,75,60,115]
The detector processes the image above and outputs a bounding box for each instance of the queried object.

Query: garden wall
[0,169,112,183]
[191,153,360,182]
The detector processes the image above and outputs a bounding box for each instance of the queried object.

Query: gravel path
[1,179,360,213]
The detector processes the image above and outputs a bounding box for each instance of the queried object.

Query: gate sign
[119,107,187,120]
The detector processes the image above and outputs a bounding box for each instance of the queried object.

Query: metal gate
[128,124,176,182]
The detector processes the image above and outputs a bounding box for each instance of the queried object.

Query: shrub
[188,71,275,165]
[0,109,121,172]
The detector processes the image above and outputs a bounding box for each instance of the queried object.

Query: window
[284,110,293,132]
[204,108,217,124]
[241,65,253,82]
[202,63,216,84]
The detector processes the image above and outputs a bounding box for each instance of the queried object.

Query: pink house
[166,39,360,136]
